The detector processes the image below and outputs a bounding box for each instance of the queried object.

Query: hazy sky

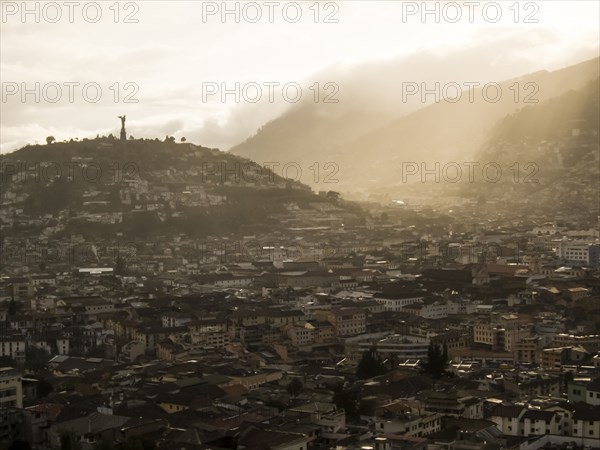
[1,0,599,153]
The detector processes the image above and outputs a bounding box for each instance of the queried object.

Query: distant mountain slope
[230,46,580,186]
[339,57,600,196]
[232,57,599,196]
[484,80,600,145]
[230,103,392,170]
[0,139,365,239]
[468,79,599,215]
[390,78,600,215]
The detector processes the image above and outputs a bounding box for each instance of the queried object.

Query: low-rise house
[288,402,346,436]
[488,405,526,436]
[420,391,484,419]
[372,401,442,437]
[573,404,600,439]
[314,307,366,336]
[373,292,425,312]
[161,312,193,328]
[49,412,130,448]
[521,410,561,436]
[503,372,562,400]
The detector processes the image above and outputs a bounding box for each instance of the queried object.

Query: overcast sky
[1,0,599,153]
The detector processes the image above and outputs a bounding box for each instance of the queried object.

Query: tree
[8,297,17,316]
[46,136,55,145]
[423,342,448,379]
[286,378,303,398]
[25,346,51,372]
[563,371,574,392]
[180,137,186,142]
[356,348,386,379]
[114,256,127,276]
[326,191,340,200]
[117,437,151,450]
[387,352,398,371]
[358,398,377,416]
[93,438,114,450]
[332,386,359,418]
[36,377,54,398]
[8,440,31,450]
[0,356,16,367]
[60,431,81,450]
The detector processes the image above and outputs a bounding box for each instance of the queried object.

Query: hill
[232,57,599,199]
[0,138,365,240]
[466,78,600,216]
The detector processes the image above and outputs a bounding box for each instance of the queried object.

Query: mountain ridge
[231,57,600,197]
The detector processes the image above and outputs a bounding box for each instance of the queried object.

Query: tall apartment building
[558,241,600,267]
[0,367,23,408]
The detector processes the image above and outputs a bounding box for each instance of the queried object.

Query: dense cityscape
[1,134,599,449]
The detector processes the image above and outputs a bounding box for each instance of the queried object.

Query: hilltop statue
[118,115,127,141]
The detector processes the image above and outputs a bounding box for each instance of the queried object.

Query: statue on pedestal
[118,115,127,141]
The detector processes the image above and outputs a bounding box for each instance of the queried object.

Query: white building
[374,294,424,312]
[162,313,192,328]
[0,367,23,408]
[0,335,26,363]
[416,301,477,319]
[558,241,600,267]
[359,334,430,360]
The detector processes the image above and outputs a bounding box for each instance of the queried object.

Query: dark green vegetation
[0,138,365,239]
[422,342,449,379]
[356,348,387,380]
